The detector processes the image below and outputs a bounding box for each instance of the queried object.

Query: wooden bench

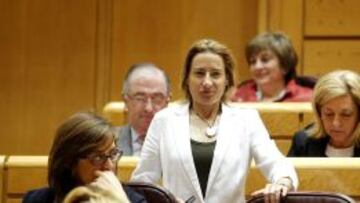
[103,101,314,155]
[232,102,313,154]
[2,156,139,203]
[4,156,360,202]
[4,156,47,203]
[103,102,127,126]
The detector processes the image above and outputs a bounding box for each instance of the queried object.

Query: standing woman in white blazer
[131,39,298,203]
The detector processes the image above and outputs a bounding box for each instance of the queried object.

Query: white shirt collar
[325,144,354,157]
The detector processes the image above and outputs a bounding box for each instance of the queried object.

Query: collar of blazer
[172,102,239,198]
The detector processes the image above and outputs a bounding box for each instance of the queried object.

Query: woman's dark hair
[245,32,298,84]
[48,112,116,202]
[181,39,235,102]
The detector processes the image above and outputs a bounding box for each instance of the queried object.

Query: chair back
[125,182,177,203]
[247,192,356,203]
[295,76,317,88]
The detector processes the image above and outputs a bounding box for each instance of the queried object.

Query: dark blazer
[22,187,55,203]
[22,185,147,203]
[287,127,360,157]
[116,125,134,155]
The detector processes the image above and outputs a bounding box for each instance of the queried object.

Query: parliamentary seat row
[2,156,360,203]
[103,101,314,154]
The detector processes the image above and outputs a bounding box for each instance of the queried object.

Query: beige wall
[261,0,360,76]
[3,0,358,155]
[0,0,104,155]
[303,0,360,76]
[0,0,258,155]
[110,0,257,100]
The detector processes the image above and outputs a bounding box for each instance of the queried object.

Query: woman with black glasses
[23,112,146,203]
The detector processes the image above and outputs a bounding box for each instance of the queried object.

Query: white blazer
[131,103,298,203]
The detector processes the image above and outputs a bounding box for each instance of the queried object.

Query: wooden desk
[4,156,360,202]
[230,102,313,154]
[103,102,127,126]
[4,156,48,203]
[103,101,314,154]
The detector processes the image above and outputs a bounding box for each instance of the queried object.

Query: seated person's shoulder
[288,124,326,157]
[123,185,148,203]
[293,124,315,144]
[295,76,317,89]
[231,79,257,102]
[237,79,255,88]
[234,80,256,94]
[23,187,55,203]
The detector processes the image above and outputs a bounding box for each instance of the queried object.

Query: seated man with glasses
[23,112,147,203]
[118,63,171,156]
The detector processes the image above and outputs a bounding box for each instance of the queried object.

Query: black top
[191,139,216,198]
[22,185,147,203]
[287,126,360,157]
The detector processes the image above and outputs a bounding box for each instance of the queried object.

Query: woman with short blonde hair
[288,70,360,157]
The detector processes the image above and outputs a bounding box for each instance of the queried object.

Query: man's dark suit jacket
[287,128,360,157]
[116,125,135,155]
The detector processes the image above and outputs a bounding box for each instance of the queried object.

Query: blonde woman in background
[288,70,360,157]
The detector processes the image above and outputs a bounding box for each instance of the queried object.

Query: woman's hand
[251,177,293,203]
[91,171,130,202]
[176,197,185,203]
[92,171,124,192]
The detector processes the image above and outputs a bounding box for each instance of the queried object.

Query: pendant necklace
[194,111,219,138]
[205,125,217,138]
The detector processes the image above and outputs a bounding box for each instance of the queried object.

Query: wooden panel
[0,0,258,155]
[303,40,360,77]
[305,0,360,36]
[117,156,139,182]
[0,156,5,203]
[7,168,47,195]
[229,102,311,139]
[95,0,115,111]
[5,156,48,195]
[110,0,258,101]
[259,112,299,137]
[6,199,21,203]
[302,112,315,129]
[275,140,292,156]
[261,0,304,72]
[103,102,127,126]
[0,0,110,155]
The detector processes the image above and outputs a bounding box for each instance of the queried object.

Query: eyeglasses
[85,148,123,167]
[127,94,167,107]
